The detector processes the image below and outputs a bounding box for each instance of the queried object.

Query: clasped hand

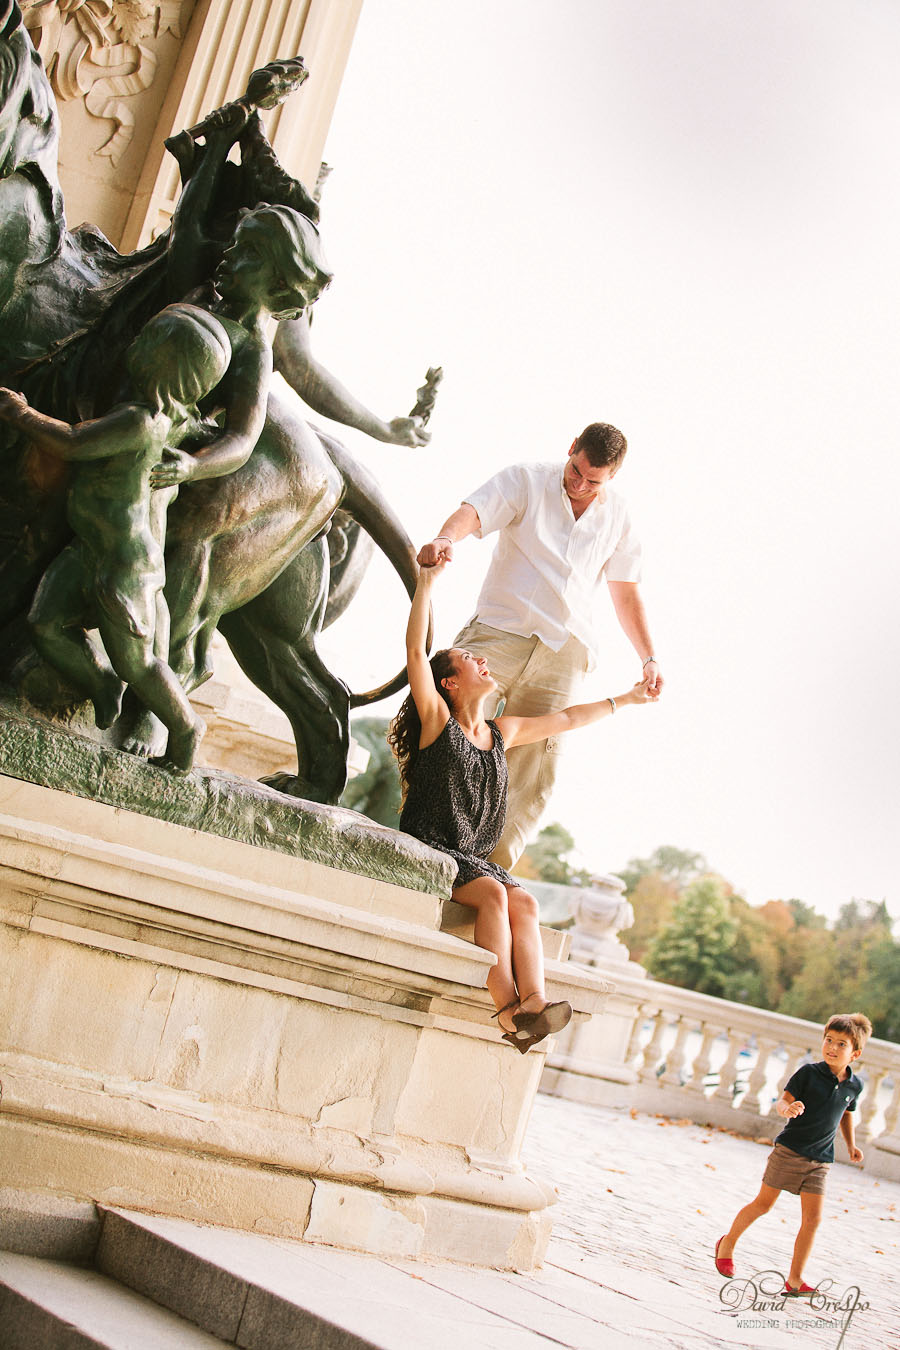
[150,446,198,488]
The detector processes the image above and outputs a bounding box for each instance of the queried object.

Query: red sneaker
[714,1237,735,1277]
[784,1281,815,1297]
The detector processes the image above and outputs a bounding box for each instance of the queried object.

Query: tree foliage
[514,822,594,886]
[645,876,737,997]
[616,845,706,894]
[615,850,898,1041]
[339,716,402,827]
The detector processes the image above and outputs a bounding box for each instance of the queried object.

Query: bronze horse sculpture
[0,3,435,801]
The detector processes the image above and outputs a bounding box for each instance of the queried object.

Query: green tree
[854,937,900,1042]
[777,928,841,1024]
[621,872,679,964]
[777,900,894,1025]
[339,717,402,827]
[645,876,737,997]
[718,896,784,1009]
[616,845,706,895]
[514,822,593,886]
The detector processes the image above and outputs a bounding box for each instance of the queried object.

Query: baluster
[712,1031,744,1104]
[776,1044,810,1097]
[742,1038,779,1114]
[637,1008,667,1082]
[623,1003,651,1069]
[873,1075,900,1146]
[686,1023,719,1094]
[855,1068,887,1144]
[660,1017,693,1087]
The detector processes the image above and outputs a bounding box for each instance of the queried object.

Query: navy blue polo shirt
[776,1060,863,1163]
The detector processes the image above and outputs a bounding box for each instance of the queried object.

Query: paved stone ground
[319,1094,900,1350]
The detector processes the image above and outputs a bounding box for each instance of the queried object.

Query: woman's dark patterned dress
[399,715,516,888]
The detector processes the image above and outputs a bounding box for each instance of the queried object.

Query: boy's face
[822,1028,860,1077]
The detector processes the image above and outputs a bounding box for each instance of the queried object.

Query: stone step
[0,1250,229,1349]
[94,1208,384,1348]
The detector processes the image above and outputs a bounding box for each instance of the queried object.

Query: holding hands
[642,657,663,695]
[416,535,454,568]
[625,675,659,706]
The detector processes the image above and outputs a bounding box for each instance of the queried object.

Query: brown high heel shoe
[490,999,520,1037]
[511,999,573,1044]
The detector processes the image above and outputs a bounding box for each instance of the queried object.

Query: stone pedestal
[0,747,613,1270]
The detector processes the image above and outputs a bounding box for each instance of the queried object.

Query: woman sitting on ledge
[389,559,656,1053]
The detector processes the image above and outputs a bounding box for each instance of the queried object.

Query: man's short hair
[574,422,627,468]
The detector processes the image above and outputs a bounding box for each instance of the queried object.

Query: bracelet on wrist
[607,697,616,715]
[642,656,656,667]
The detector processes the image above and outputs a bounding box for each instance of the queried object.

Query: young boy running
[714,1012,872,1295]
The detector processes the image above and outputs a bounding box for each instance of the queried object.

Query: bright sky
[295,0,900,917]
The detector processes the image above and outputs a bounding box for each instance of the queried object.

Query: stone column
[120,0,364,249]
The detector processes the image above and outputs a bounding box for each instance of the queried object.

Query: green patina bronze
[0,692,455,896]
[0,2,440,807]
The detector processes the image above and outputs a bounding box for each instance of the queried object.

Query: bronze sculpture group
[0,1,439,799]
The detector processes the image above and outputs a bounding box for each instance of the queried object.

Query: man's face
[563,444,617,506]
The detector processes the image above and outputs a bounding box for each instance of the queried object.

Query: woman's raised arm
[405,563,450,746]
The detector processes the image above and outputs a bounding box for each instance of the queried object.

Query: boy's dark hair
[573,422,627,468]
[825,1012,873,1054]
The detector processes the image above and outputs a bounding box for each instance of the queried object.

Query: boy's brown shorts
[762,1142,830,1195]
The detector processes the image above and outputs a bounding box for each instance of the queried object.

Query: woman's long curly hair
[387,648,457,804]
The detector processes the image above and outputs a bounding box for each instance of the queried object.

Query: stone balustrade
[542,961,900,1181]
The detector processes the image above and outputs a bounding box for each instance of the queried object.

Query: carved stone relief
[23,0,185,164]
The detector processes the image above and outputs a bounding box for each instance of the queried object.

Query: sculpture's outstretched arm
[273,315,432,448]
[0,387,148,460]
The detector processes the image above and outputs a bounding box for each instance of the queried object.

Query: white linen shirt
[463,461,643,664]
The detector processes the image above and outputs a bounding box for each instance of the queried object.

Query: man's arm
[840,1109,863,1163]
[607,580,663,694]
[416,503,482,567]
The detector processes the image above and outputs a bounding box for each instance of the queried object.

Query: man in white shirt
[416,422,661,868]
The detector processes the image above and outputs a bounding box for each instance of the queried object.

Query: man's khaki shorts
[762,1142,830,1195]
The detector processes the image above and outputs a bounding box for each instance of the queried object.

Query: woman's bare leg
[505,885,546,1011]
[452,877,518,1030]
